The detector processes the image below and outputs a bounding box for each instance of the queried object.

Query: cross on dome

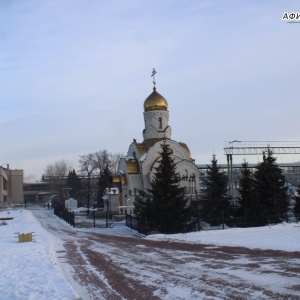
[151,68,157,90]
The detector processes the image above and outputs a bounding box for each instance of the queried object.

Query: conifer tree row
[135,147,290,232]
[201,150,289,227]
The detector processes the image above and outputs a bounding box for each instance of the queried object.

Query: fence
[126,212,300,235]
[54,204,75,227]
[53,203,117,228]
[126,213,150,235]
[199,212,300,231]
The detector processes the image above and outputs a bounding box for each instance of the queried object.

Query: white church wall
[171,145,191,160]
[127,174,144,195]
[176,160,201,193]
[143,126,158,139]
[143,110,171,140]
[144,110,169,130]
[164,127,172,138]
[141,140,192,175]
[142,174,151,191]
[127,174,144,209]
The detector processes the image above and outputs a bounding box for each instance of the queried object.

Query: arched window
[158,117,162,129]
[189,173,196,194]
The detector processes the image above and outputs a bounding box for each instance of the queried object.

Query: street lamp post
[195,189,200,230]
[109,188,112,219]
[87,190,90,214]
[87,169,92,215]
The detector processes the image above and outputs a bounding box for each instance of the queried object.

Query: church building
[111,70,200,212]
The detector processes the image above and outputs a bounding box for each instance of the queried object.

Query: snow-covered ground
[146,222,300,252]
[0,209,299,300]
[0,209,78,300]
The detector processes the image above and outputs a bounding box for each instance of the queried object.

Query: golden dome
[144,88,168,112]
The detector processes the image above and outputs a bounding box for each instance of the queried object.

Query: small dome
[144,88,168,112]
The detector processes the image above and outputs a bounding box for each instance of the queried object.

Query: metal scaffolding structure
[223,141,300,200]
[224,141,300,155]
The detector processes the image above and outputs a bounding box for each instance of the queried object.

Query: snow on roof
[140,151,148,161]
[125,156,135,160]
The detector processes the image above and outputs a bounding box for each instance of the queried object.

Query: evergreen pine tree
[97,165,112,207]
[237,160,262,226]
[253,149,288,223]
[134,190,149,218]
[135,142,191,234]
[134,190,154,232]
[201,155,232,225]
[66,169,82,198]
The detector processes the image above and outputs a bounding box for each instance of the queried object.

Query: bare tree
[93,150,123,203]
[92,150,111,174]
[44,159,72,200]
[90,150,111,207]
[78,150,124,209]
[79,153,96,213]
[110,152,123,174]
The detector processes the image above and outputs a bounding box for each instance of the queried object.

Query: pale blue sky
[1,0,299,181]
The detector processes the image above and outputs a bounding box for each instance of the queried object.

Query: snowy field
[0,209,299,300]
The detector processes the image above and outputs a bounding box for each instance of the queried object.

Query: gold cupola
[144,88,168,112]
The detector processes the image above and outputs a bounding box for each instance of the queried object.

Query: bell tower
[143,69,171,141]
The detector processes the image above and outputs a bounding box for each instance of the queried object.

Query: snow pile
[0,210,78,300]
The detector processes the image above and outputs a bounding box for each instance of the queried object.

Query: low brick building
[0,164,23,208]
